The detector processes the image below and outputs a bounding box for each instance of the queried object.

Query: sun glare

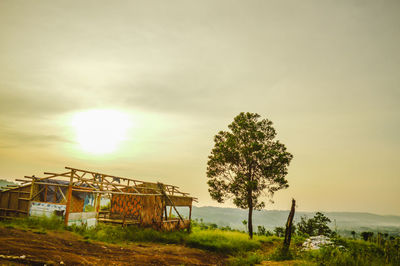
[71,109,131,154]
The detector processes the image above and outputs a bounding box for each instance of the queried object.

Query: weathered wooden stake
[283,198,296,253]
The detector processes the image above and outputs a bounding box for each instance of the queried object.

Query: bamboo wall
[0,185,32,218]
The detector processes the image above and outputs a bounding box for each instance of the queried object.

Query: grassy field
[1,216,399,265]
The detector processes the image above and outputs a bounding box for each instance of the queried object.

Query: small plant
[229,252,264,266]
[269,246,294,261]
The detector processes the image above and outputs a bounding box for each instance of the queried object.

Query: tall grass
[187,229,263,253]
[0,215,64,231]
[303,237,400,266]
[68,223,187,245]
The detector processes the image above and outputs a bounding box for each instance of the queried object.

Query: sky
[0,0,399,215]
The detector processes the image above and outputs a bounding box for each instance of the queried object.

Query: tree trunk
[248,196,253,239]
[283,198,296,253]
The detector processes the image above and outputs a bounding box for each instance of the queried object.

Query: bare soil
[0,227,226,265]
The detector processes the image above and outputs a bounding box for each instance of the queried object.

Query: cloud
[0,125,72,149]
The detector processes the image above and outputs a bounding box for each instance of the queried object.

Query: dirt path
[0,227,226,265]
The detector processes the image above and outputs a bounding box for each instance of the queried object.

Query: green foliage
[100,202,111,211]
[191,218,224,231]
[228,252,265,266]
[257,225,273,236]
[274,226,285,237]
[361,231,374,241]
[297,212,333,237]
[304,237,400,266]
[207,112,293,238]
[269,246,294,261]
[0,215,65,231]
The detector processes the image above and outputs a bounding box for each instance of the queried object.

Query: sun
[71,109,131,154]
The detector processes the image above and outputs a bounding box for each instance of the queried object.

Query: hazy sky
[0,0,399,215]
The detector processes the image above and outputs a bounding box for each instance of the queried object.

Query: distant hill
[185,206,400,235]
[0,179,16,191]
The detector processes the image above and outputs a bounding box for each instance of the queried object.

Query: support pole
[64,170,74,226]
[44,185,48,202]
[26,177,36,216]
[168,188,174,218]
[188,205,192,233]
[95,175,104,219]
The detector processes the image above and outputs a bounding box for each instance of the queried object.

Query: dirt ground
[0,227,226,265]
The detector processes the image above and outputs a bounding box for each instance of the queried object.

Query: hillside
[188,206,400,234]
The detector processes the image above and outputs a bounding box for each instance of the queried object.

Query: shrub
[229,252,264,266]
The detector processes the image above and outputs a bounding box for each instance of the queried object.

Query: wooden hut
[0,167,196,231]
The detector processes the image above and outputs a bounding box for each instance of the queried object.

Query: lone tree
[207,112,293,238]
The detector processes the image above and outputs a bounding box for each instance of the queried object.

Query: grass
[68,223,187,245]
[228,252,265,266]
[69,222,276,255]
[186,229,265,253]
[2,216,399,265]
[302,237,400,266]
[0,215,64,231]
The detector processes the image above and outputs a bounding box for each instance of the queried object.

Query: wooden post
[44,185,48,202]
[64,170,74,226]
[168,188,174,218]
[283,198,296,254]
[16,188,20,215]
[95,175,104,219]
[53,185,57,203]
[188,205,192,233]
[26,177,36,216]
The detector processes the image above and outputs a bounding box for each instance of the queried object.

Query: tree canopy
[207,112,293,238]
[297,212,333,237]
